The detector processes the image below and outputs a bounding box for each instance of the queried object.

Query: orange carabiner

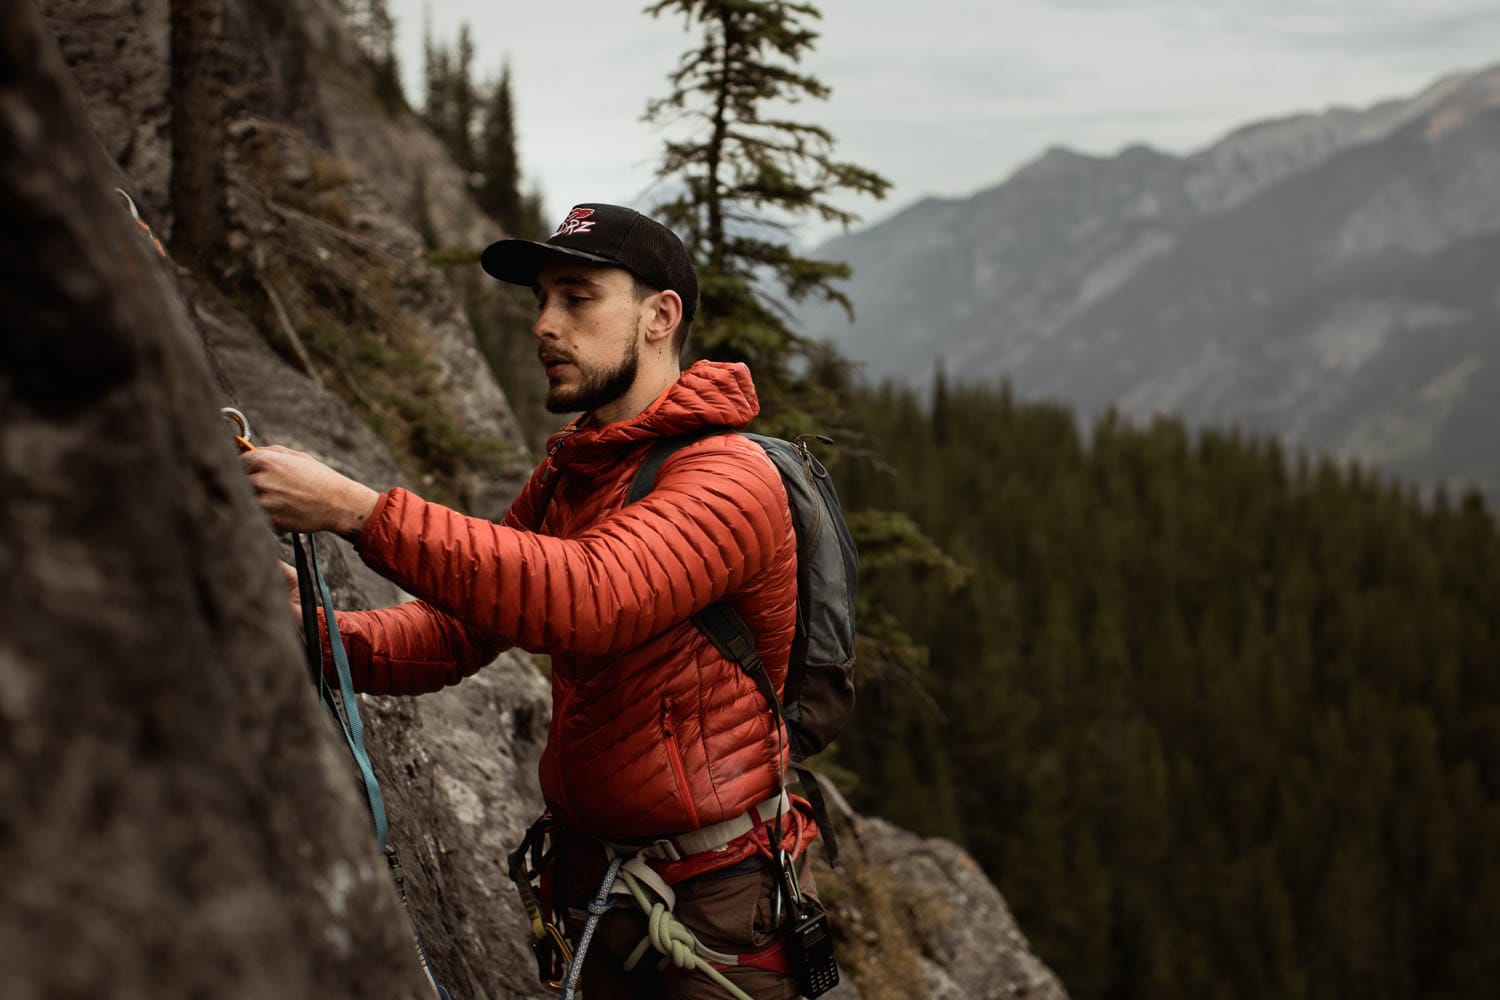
[221,407,255,452]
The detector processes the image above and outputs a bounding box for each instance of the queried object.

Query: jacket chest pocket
[661,697,701,829]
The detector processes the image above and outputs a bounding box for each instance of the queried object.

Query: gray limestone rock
[0,4,432,995]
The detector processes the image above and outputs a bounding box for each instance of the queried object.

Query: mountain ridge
[800,62,1500,500]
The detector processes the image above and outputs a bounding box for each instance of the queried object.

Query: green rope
[617,867,756,1000]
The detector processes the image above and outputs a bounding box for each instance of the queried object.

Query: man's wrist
[338,484,381,542]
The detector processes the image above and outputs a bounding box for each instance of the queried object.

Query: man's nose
[532,304,559,340]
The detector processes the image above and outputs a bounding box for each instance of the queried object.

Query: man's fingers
[234,441,364,535]
[278,562,306,630]
[258,444,308,459]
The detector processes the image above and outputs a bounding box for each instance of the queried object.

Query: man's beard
[545,335,640,415]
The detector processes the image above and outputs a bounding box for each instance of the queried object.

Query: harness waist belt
[601,791,790,863]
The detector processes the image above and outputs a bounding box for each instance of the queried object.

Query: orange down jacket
[336,361,798,844]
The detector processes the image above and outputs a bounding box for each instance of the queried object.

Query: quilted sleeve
[353,439,789,657]
[499,457,552,531]
[327,601,506,695]
[320,461,554,695]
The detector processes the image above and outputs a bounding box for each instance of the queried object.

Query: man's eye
[567,295,589,306]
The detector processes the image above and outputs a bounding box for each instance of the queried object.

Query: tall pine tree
[644,0,889,431]
[450,24,478,174]
[477,63,527,234]
[339,0,404,111]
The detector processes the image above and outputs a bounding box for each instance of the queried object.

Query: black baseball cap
[481,203,699,323]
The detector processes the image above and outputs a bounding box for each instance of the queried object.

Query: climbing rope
[617,864,756,1000]
[556,856,756,1000]
[558,856,621,1000]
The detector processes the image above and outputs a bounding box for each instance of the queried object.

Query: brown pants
[568,860,814,1000]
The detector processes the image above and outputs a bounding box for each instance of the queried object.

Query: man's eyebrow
[534,273,606,295]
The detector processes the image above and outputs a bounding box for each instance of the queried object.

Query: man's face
[531,261,647,415]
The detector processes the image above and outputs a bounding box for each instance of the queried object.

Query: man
[244,204,814,999]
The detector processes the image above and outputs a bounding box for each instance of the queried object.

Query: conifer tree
[422,15,452,145]
[477,63,523,232]
[519,181,549,239]
[450,24,478,174]
[339,0,404,111]
[644,0,889,429]
[421,21,485,182]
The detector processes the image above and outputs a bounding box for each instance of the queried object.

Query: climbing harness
[223,407,448,1000]
[554,842,836,999]
[502,604,841,998]
[553,852,758,1000]
[510,792,839,999]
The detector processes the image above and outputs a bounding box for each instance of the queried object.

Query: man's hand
[241,445,379,538]
[279,560,305,631]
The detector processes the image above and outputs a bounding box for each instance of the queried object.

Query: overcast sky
[390,0,1499,247]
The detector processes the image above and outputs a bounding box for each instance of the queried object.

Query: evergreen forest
[827,374,1500,1000]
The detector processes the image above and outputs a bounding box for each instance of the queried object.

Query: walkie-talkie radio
[773,835,841,999]
[787,897,840,997]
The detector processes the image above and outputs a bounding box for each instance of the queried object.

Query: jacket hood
[545,360,760,478]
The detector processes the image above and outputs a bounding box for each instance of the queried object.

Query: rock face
[818,812,1070,1000]
[39,0,489,253]
[15,1,1071,997]
[0,3,432,995]
[799,64,1500,501]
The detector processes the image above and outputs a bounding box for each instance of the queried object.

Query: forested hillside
[830,376,1500,1000]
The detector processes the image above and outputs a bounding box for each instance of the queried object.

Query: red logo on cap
[555,208,596,236]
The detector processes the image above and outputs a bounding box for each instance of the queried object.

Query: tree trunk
[169,0,228,264]
[705,14,735,275]
[0,4,430,996]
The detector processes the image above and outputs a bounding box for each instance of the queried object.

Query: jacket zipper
[553,678,576,827]
[661,697,701,829]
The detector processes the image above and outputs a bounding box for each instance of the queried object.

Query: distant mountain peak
[1011,144,1104,180]
[796,62,1500,501]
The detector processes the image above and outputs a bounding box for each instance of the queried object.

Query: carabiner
[535,920,573,989]
[116,189,167,258]
[221,407,254,452]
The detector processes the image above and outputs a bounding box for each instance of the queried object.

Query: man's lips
[540,355,572,376]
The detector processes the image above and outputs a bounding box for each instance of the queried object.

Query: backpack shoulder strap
[623,425,782,724]
[694,602,785,724]
[624,425,735,505]
[624,427,845,866]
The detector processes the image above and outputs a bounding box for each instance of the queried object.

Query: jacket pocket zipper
[661,698,701,829]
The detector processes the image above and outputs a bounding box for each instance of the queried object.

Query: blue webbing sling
[292,532,452,999]
[291,532,388,847]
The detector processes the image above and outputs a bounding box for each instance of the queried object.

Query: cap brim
[479,239,618,286]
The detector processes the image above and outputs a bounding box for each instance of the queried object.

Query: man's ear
[643,289,683,348]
